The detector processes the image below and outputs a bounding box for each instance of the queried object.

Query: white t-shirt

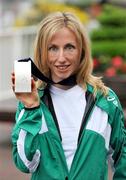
[50,85,86,170]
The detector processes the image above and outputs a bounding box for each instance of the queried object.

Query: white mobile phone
[14,61,31,93]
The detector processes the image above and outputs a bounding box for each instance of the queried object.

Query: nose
[57,48,66,62]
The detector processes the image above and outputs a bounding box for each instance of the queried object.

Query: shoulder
[96,87,123,117]
[87,84,122,115]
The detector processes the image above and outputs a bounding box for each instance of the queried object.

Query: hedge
[97,5,126,26]
[91,27,126,40]
[92,41,126,57]
[98,13,126,26]
[101,4,125,14]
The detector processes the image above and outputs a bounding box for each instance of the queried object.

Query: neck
[53,83,75,90]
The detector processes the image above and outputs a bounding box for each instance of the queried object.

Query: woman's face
[47,27,81,83]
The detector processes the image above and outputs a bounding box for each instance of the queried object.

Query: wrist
[24,104,40,110]
[24,100,40,109]
[24,104,40,109]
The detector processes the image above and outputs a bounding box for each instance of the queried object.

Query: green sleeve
[110,106,126,179]
[11,102,42,173]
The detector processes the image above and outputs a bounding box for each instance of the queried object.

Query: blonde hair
[34,11,109,96]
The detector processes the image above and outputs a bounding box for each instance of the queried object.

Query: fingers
[32,75,38,81]
[11,72,15,92]
[11,72,37,94]
[11,72,15,85]
[11,75,15,85]
[11,72,15,76]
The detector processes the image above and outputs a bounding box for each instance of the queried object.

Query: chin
[53,71,73,82]
[59,74,72,80]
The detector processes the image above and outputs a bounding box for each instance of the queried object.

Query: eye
[65,44,76,50]
[48,45,58,52]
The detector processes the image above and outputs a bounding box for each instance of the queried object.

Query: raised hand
[11,72,40,108]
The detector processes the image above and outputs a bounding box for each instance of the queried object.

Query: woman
[11,12,126,180]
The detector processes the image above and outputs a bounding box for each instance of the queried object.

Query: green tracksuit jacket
[11,84,126,180]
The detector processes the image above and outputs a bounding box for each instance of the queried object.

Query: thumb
[31,78,37,90]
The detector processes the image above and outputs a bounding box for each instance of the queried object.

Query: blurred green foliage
[97,4,126,26]
[91,4,126,58]
[91,4,126,76]
[91,27,126,41]
[92,41,126,58]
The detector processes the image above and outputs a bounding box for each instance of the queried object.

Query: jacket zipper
[78,91,96,144]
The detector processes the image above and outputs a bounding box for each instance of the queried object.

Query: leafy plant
[92,40,126,58]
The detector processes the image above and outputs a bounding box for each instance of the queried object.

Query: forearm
[11,104,42,173]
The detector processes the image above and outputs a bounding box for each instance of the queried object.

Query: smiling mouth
[55,65,70,70]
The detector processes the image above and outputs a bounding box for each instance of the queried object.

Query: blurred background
[0,0,126,179]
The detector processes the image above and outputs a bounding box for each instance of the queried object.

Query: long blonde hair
[34,11,108,96]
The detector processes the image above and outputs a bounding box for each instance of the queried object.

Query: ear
[80,49,85,61]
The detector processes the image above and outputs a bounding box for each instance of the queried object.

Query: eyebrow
[65,43,76,46]
[48,42,76,46]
